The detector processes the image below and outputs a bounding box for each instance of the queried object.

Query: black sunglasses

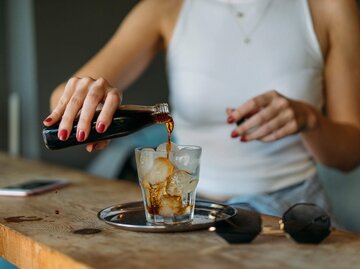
[213,202,331,244]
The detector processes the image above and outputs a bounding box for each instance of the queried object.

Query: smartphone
[0,179,70,196]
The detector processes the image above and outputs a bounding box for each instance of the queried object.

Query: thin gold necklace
[226,0,274,44]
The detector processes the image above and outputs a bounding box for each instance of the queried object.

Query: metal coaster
[97,200,236,233]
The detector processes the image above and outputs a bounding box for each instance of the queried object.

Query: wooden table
[0,152,360,269]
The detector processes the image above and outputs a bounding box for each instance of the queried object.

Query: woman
[43,0,360,217]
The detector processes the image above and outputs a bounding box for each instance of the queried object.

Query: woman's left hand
[226,90,319,142]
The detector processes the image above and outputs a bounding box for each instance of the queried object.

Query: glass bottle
[42,103,172,150]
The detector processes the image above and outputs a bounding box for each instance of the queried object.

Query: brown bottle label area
[43,108,174,150]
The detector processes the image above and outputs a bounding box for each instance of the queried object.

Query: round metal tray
[97,200,236,233]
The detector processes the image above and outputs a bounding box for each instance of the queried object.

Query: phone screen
[3,180,60,190]
[0,179,69,196]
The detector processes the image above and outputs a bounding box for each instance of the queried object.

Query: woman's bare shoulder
[309,0,359,28]
[309,0,359,58]
[139,0,183,12]
[145,0,184,48]
[136,0,183,28]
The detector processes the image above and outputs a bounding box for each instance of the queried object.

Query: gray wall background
[0,0,359,234]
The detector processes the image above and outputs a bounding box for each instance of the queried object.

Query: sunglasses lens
[215,207,262,244]
[283,203,331,244]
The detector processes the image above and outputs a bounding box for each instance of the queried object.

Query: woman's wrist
[303,103,322,133]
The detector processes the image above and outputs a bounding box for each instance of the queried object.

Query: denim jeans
[225,174,338,227]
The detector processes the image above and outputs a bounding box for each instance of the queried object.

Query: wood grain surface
[0,152,359,269]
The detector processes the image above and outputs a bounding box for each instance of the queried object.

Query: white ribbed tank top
[166,0,324,196]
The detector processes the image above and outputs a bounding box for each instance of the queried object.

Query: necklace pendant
[244,37,251,44]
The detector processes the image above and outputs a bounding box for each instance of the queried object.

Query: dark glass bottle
[43,103,172,150]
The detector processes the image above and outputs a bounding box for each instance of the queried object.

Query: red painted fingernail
[59,129,68,141]
[240,136,247,142]
[227,116,235,124]
[231,130,239,138]
[43,117,52,123]
[97,122,105,133]
[77,130,85,142]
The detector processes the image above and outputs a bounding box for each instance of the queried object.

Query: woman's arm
[45,0,172,151]
[300,0,360,171]
[227,0,360,172]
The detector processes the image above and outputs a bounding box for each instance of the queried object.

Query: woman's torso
[160,0,327,197]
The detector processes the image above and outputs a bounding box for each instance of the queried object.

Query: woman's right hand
[43,76,122,152]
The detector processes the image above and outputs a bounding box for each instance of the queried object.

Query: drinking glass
[135,144,201,225]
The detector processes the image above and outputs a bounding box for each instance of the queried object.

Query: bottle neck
[116,103,170,123]
[117,103,169,113]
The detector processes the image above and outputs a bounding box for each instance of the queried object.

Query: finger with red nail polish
[97,122,106,133]
[77,130,86,142]
[231,130,239,138]
[59,129,68,141]
[43,117,53,124]
[227,116,235,124]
